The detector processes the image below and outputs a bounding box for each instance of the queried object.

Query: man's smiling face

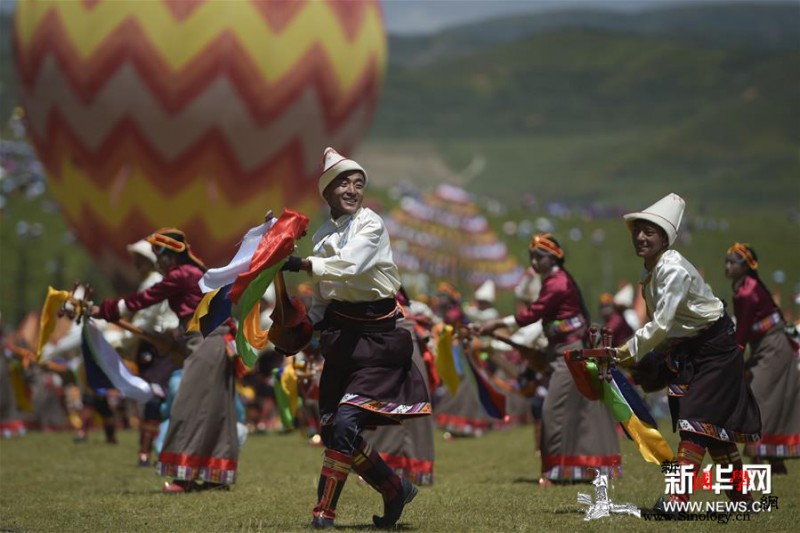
[324,171,365,219]
[630,219,668,264]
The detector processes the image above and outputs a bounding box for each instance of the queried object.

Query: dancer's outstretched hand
[615,344,635,368]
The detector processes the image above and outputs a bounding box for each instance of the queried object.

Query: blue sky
[0,0,770,34]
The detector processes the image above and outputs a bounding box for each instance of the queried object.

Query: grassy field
[1,423,797,532]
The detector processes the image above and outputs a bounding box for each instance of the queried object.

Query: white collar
[330,207,363,228]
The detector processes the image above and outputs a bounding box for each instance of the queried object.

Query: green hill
[0,8,18,125]
[374,27,800,212]
[389,2,800,67]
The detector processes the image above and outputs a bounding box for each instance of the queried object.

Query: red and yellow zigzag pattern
[13,0,386,271]
[15,0,386,119]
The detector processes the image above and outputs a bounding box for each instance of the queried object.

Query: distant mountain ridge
[389,2,800,66]
[373,2,799,212]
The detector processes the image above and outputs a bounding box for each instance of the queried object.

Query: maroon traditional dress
[147,266,237,486]
[97,262,238,485]
[733,276,800,460]
[99,263,203,328]
[513,268,620,481]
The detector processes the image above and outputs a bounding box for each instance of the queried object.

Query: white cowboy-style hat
[126,239,157,264]
[623,193,685,246]
[318,147,367,198]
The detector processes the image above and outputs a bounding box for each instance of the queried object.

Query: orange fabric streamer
[242,302,269,350]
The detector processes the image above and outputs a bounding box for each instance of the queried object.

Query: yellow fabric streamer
[435,325,461,397]
[36,286,70,359]
[624,415,675,464]
[9,361,32,412]
[236,382,256,403]
[186,288,218,333]
[281,358,299,419]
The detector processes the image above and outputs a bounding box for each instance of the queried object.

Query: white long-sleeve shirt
[307,207,401,325]
[627,249,723,359]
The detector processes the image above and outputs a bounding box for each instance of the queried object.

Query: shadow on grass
[115,489,163,496]
[553,507,589,515]
[512,477,593,486]
[336,523,417,531]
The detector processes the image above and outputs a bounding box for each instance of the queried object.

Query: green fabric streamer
[272,367,294,430]
[601,379,633,423]
[584,361,632,422]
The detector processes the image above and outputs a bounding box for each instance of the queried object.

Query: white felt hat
[318,147,367,197]
[474,280,495,303]
[126,239,157,264]
[623,193,685,246]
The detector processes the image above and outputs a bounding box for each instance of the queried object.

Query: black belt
[322,298,401,333]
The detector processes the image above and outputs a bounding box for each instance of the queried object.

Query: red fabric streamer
[565,350,602,401]
[228,209,309,304]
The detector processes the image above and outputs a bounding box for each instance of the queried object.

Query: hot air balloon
[12,0,386,284]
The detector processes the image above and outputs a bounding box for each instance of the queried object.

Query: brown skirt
[744,325,800,458]
[670,314,761,443]
[365,319,436,485]
[434,380,498,437]
[318,307,431,427]
[157,328,238,484]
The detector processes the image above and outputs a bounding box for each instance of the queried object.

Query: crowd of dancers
[2,149,798,527]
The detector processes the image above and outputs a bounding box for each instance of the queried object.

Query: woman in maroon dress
[725,242,799,474]
[93,229,239,493]
[477,233,620,484]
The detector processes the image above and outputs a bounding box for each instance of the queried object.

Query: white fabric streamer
[197,217,277,293]
[82,320,160,403]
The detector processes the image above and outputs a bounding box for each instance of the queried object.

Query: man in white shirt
[121,240,179,467]
[463,280,500,324]
[283,148,430,529]
[618,193,760,512]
